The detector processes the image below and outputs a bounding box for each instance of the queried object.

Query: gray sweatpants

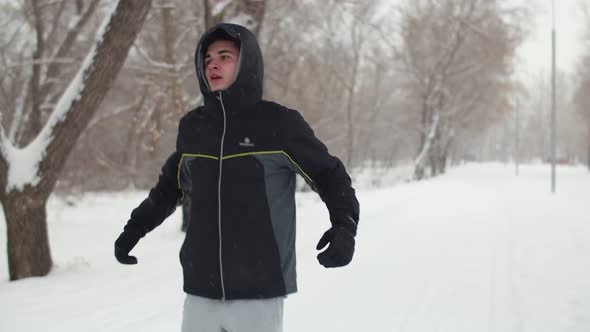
[181,294,284,332]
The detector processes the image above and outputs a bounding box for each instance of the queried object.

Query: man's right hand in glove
[316,225,356,268]
[114,230,141,265]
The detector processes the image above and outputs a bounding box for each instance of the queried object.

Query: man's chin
[209,80,236,92]
[209,84,226,92]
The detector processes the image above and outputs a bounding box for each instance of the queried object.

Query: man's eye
[221,55,230,60]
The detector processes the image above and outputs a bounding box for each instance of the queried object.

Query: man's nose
[207,61,219,70]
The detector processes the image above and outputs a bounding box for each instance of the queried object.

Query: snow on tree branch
[414,112,440,169]
[3,2,119,192]
[2,58,76,70]
[132,43,177,69]
[212,0,234,17]
[8,83,27,142]
[87,100,139,129]
[0,113,9,161]
[227,13,256,30]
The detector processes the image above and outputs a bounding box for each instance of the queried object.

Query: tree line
[2,0,588,281]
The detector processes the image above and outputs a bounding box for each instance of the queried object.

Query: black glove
[316,226,355,268]
[114,230,141,265]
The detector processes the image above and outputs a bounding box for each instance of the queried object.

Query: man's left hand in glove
[316,225,356,268]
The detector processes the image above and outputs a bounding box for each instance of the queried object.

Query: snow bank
[1,163,589,332]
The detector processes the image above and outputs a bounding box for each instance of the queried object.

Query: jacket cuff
[333,215,357,236]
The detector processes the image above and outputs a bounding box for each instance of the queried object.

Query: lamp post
[515,99,519,176]
[551,0,557,193]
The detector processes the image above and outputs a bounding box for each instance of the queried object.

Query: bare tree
[205,0,266,36]
[574,0,590,169]
[261,0,400,169]
[575,58,590,169]
[48,0,267,231]
[0,0,152,280]
[68,1,206,193]
[394,0,525,179]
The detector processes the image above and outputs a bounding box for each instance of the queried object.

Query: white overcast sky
[515,0,588,77]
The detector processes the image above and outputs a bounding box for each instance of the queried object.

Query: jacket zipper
[217,91,227,300]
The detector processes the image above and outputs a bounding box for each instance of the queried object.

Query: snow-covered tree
[0,0,152,280]
[575,56,590,169]
[394,0,526,179]
[574,1,590,169]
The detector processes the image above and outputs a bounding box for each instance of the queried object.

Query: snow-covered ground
[1,163,589,332]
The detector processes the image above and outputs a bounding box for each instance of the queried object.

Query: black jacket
[124,23,359,300]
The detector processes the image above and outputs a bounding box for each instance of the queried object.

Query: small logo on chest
[238,137,255,147]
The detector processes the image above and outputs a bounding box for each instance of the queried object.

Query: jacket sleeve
[281,108,360,234]
[123,152,183,238]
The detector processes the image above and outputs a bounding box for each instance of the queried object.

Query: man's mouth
[210,74,222,81]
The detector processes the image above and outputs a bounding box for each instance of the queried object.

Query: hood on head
[195,23,264,105]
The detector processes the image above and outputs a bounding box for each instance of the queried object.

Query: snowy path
[1,163,589,331]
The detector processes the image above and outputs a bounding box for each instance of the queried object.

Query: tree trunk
[429,154,436,177]
[439,146,448,174]
[345,26,360,169]
[414,165,425,181]
[161,5,186,117]
[1,0,152,281]
[429,133,442,177]
[432,145,444,176]
[23,0,45,147]
[36,0,152,196]
[3,190,51,280]
[413,112,440,180]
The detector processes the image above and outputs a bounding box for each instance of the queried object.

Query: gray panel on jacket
[254,153,298,294]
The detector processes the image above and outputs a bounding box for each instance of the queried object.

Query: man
[114,23,359,332]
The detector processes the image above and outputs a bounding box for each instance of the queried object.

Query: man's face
[205,40,240,91]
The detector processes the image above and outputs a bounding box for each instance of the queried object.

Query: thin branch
[132,43,176,69]
[33,0,152,194]
[87,100,140,129]
[136,93,163,133]
[124,64,178,77]
[44,0,67,48]
[39,0,101,102]
[8,80,29,142]
[173,24,198,50]
[89,141,133,175]
[2,58,76,70]
[0,111,9,158]
[24,0,45,143]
